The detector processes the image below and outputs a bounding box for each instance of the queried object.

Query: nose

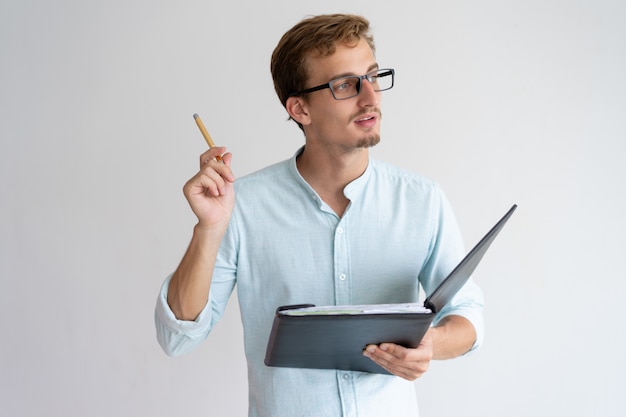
[357,78,379,106]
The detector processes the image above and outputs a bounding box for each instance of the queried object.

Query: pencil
[193,113,223,162]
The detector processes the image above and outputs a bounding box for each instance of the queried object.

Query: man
[156,14,483,417]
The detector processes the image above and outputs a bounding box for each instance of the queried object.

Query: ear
[285,96,311,126]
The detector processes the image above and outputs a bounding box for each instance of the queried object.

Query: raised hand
[183,146,236,229]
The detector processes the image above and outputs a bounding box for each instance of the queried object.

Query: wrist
[193,220,229,240]
[430,315,476,360]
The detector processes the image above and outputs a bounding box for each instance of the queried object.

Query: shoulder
[368,158,442,195]
[234,158,294,192]
[362,159,452,225]
[232,156,309,212]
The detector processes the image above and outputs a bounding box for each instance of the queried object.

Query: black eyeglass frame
[288,68,395,100]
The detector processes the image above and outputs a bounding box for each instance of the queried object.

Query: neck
[296,144,369,216]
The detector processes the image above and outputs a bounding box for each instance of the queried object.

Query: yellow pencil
[193,113,223,162]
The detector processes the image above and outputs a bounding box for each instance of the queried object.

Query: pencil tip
[193,113,199,119]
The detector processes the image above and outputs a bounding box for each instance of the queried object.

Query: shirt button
[343,373,350,380]
[339,274,347,281]
[336,226,344,234]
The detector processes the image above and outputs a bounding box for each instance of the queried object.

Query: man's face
[300,39,382,152]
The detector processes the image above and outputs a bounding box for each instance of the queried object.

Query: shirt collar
[288,146,373,204]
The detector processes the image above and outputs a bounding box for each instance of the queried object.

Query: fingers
[185,149,235,199]
[190,168,227,197]
[199,147,231,168]
[363,343,432,381]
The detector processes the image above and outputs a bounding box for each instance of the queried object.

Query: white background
[1,1,624,416]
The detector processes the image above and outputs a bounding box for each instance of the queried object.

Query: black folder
[264,204,517,374]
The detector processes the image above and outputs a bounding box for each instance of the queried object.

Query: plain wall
[1,0,625,416]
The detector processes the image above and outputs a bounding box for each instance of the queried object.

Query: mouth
[354,113,379,128]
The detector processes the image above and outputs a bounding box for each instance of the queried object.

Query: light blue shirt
[155,147,484,417]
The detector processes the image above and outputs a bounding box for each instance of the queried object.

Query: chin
[357,134,381,148]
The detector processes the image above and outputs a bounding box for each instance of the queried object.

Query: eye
[368,72,382,85]
[332,77,358,92]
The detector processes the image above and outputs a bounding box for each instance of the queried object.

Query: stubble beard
[356,133,380,149]
[352,107,382,149]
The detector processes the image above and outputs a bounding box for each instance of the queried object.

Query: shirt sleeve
[434,280,485,353]
[154,217,239,357]
[154,273,214,357]
[418,184,485,353]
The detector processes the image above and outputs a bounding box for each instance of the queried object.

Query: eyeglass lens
[330,69,393,99]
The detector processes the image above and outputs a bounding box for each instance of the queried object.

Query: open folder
[264,204,517,374]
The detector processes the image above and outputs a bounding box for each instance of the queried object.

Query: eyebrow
[328,63,380,81]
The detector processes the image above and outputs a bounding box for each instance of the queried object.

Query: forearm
[430,315,477,360]
[363,314,477,380]
[167,223,226,321]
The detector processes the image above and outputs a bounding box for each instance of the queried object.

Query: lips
[354,113,378,128]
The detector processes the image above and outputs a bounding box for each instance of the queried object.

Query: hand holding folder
[264,205,517,374]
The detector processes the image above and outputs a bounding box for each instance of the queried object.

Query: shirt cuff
[433,307,485,354]
[154,274,213,356]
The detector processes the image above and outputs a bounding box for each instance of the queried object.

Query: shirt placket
[333,217,358,416]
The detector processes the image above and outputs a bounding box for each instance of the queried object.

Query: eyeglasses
[289,68,395,100]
